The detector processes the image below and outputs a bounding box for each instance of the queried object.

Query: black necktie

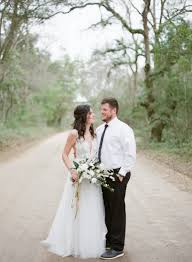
[98,124,108,163]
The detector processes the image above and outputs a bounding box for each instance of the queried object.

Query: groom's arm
[118,125,136,177]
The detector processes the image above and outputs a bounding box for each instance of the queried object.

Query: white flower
[91,178,97,184]
[99,163,105,170]
[88,170,95,177]
[81,164,89,171]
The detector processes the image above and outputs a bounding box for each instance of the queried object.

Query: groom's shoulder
[96,123,105,133]
[118,119,134,133]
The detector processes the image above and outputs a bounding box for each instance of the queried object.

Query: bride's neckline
[77,137,95,154]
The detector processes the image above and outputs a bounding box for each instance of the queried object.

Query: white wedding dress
[40,137,107,258]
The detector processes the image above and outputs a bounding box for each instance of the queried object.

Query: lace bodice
[75,137,97,161]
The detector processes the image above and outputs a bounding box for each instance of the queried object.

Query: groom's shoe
[100,249,124,260]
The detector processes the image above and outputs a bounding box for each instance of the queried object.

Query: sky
[31,5,128,61]
[30,1,191,62]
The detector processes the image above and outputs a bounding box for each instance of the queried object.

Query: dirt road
[0,132,192,262]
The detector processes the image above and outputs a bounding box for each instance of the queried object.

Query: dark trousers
[102,168,131,251]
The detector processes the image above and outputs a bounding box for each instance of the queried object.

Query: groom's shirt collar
[105,116,118,127]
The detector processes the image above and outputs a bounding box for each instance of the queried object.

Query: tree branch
[36,2,102,20]
[102,1,144,35]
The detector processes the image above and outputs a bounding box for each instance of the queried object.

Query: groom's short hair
[101,97,119,113]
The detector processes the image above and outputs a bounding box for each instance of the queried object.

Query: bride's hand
[71,169,78,183]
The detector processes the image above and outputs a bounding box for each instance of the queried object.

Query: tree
[151,19,192,143]
[58,0,192,141]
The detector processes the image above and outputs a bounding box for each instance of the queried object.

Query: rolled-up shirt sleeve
[119,125,136,176]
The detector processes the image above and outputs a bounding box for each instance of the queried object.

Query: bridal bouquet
[72,158,115,192]
[71,158,115,217]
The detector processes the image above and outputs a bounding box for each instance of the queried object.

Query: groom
[96,98,136,260]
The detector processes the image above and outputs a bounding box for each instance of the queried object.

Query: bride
[40,104,107,258]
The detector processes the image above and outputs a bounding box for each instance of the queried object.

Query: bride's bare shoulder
[67,129,78,140]
[65,130,78,148]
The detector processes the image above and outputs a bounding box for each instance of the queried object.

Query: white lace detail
[75,137,97,160]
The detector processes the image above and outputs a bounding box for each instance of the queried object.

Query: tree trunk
[151,120,166,142]
[0,0,22,62]
[142,0,166,142]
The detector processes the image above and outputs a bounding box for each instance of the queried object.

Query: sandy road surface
[0,132,192,262]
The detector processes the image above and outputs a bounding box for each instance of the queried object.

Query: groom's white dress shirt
[96,117,136,176]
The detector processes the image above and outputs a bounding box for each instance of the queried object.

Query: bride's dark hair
[73,104,95,139]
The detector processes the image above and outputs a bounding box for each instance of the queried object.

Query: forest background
[0,0,191,175]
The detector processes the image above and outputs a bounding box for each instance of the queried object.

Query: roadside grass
[0,124,60,152]
[135,128,192,177]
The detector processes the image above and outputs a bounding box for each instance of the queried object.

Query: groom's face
[101,103,116,122]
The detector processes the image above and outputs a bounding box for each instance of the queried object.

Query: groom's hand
[117,174,124,182]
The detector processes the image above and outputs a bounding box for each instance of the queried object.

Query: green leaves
[73,160,80,169]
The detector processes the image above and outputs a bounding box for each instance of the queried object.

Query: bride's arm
[62,130,78,182]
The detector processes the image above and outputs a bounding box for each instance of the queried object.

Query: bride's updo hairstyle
[73,104,95,139]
